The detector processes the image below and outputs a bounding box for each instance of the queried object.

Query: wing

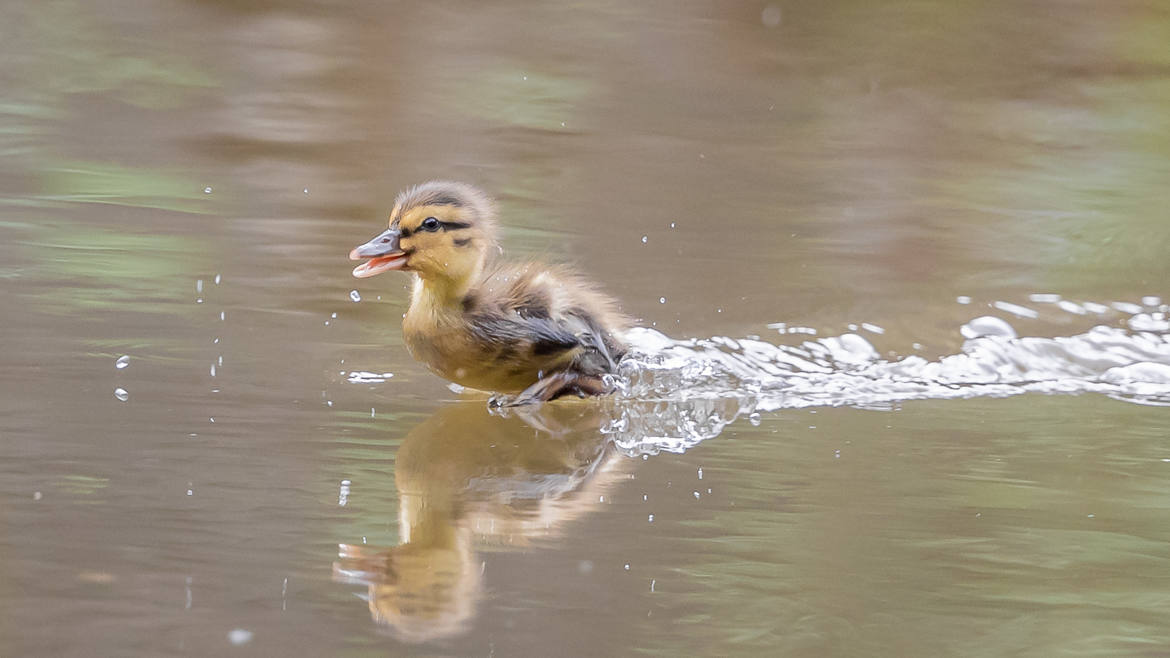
[465,282,622,377]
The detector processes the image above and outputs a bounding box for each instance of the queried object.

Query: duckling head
[350,181,497,290]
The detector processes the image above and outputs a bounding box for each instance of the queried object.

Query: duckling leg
[507,372,610,406]
[507,372,578,406]
[564,374,610,397]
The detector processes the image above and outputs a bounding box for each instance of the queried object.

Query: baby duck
[349,181,630,404]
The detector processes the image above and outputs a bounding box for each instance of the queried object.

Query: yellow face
[350,181,496,283]
[392,203,484,282]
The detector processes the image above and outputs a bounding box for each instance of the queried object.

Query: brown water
[3,1,1170,655]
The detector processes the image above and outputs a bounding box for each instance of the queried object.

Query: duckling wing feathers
[467,262,628,375]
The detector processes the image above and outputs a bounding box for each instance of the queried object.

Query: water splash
[603,299,1170,454]
[346,371,395,384]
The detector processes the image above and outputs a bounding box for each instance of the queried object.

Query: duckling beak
[349,228,407,278]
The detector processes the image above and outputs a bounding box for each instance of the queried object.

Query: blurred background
[2,1,1169,655]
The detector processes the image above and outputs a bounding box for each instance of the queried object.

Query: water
[2,1,1170,656]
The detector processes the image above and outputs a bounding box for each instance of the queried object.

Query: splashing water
[601,300,1170,454]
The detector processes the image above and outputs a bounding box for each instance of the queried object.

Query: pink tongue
[352,255,404,278]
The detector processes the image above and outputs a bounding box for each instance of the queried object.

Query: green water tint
[2,0,1170,655]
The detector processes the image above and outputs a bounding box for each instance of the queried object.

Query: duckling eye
[421,217,441,232]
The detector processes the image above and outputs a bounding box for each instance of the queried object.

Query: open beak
[349,228,407,278]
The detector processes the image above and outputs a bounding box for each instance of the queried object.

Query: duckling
[349,181,630,404]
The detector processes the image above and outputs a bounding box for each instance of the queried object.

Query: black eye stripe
[396,219,473,237]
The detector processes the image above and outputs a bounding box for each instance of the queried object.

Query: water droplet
[33,491,42,501]
[214,274,221,285]
[1142,296,1162,307]
[956,296,971,305]
[749,412,761,426]
[219,311,225,321]
[210,364,216,377]
[115,355,130,369]
[624,564,630,571]
[648,514,654,523]
[641,235,648,244]
[659,297,666,304]
[227,629,253,646]
[697,467,703,480]
[693,491,701,499]
[669,222,676,228]
[303,188,310,194]
[993,301,1038,319]
[209,417,215,423]
[349,290,361,302]
[114,388,129,402]
[960,315,1017,339]
[1029,293,1060,303]
[196,279,203,293]
[203,186,212,194]
[187,489,193,496]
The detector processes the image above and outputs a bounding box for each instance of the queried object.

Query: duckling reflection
[333,401,625,642]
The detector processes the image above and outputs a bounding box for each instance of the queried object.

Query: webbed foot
[506,372,611,407]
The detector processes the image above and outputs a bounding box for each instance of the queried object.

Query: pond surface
[3,1,1170,655]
